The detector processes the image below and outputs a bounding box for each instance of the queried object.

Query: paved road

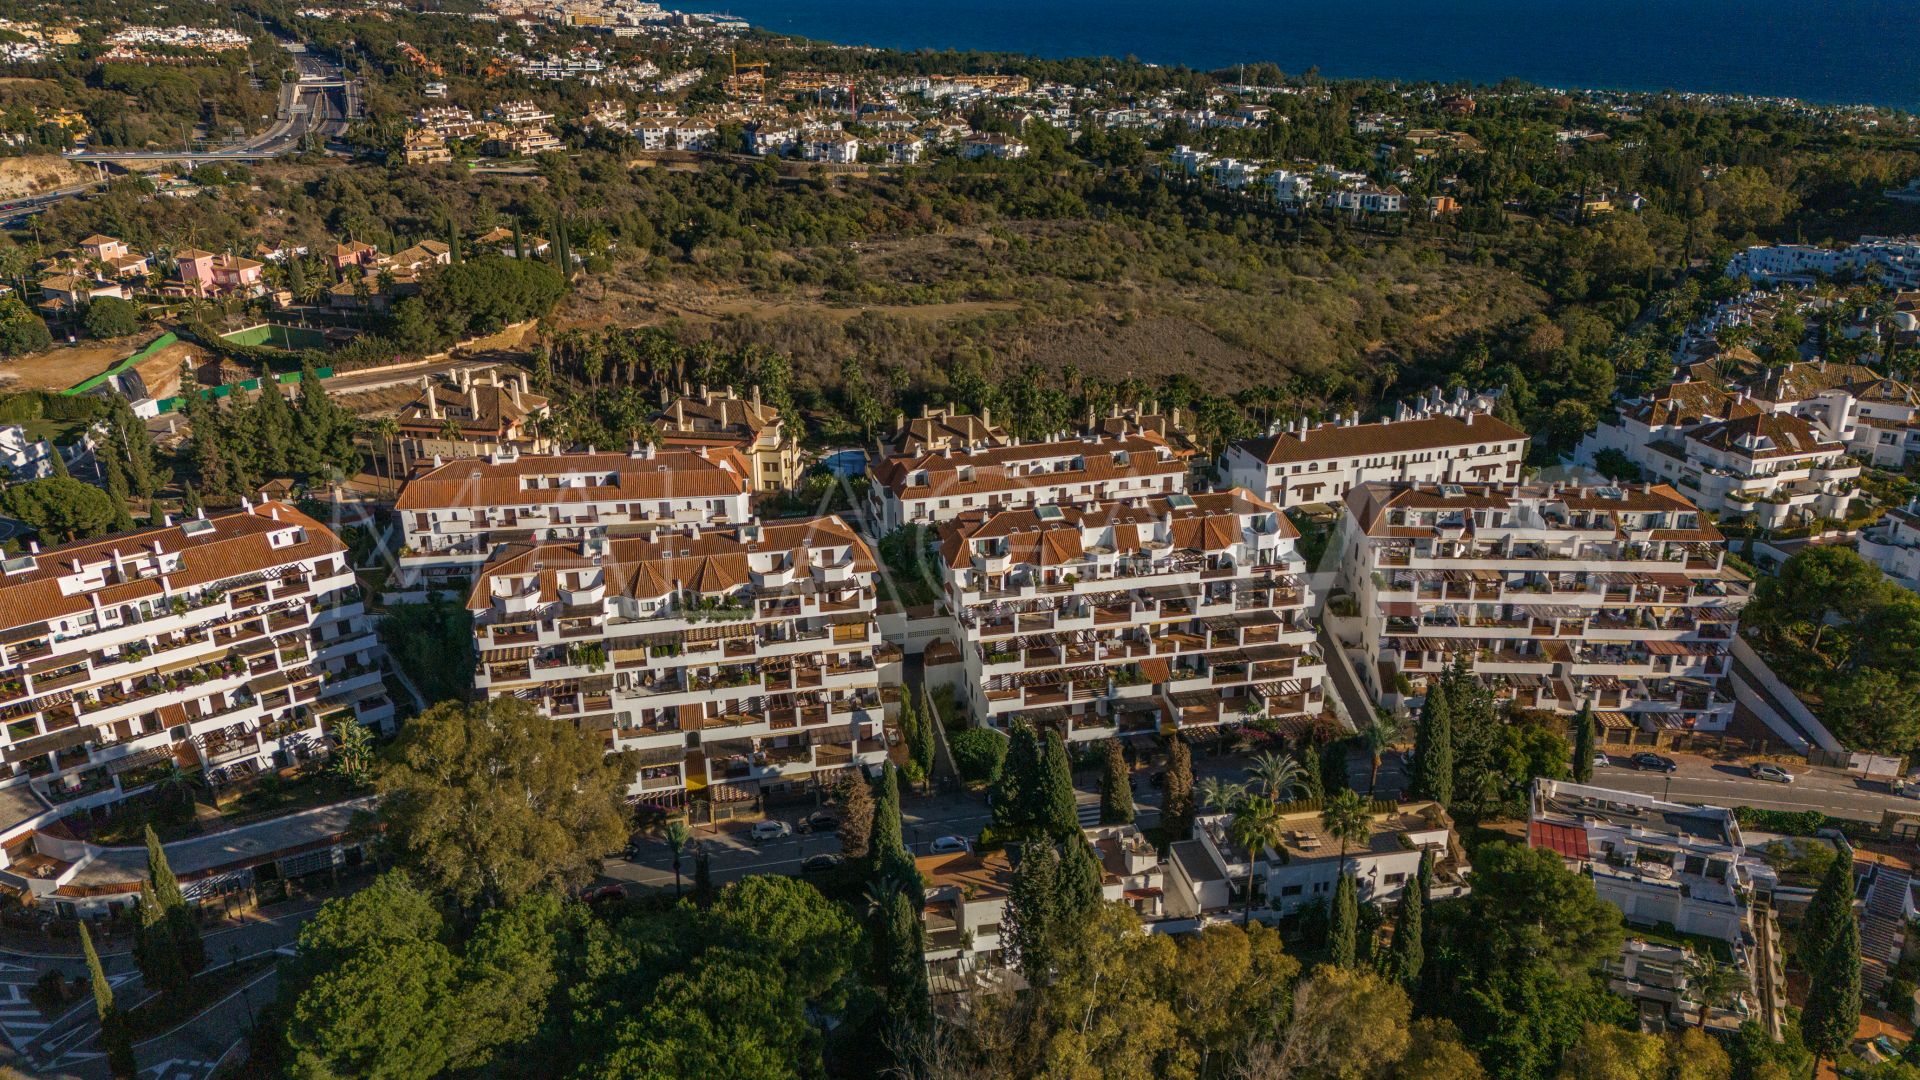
[1590,753,1914,822]
[71,51,349,165]
[0,901,322,1080]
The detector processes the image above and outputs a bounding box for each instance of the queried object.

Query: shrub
[950,728,1008,785]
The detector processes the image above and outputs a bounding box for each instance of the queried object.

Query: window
[1280,884,1303,897]
[1383,872,1406,886]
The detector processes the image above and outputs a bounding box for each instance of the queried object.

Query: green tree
[1006,837,1061,979]
[82,923,135,1079]
[1330,870,1359,969]
[1389,851,1427,990]
[329,719,376,788]
[835,772,874,861]
[951,728,1008,786]
[146,825,203,976]
[82,296,141,339]
[131,878,182,997]
[874,878,930,1049]
[1411,683,1454,806]
[1247,750,1304,801]
[1099,739,1134,824]
[377,697,630,909]
[993,723,1042,834]
[1803,851,1862,1072]
[1572,704,1597,784]
[1226,795,1285,918]
[663,820,691,899]
[1300,742,1326,803]
[99,453,134,533]
[1162,735,1195,840]
[1036,730,1079,838]
[3,476,117,542]
[867,762,915,894]
[1822,668,1920,753]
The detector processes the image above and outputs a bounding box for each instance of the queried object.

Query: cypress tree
[1319,737,1350,796]
[867,764,919,904]
[146,826,203,976]
[82,923,135,1080]
[180,483,201,516]
[101,455,134,534]
[691,845,714,909]
[446,217,462,264]
[1804,860,1862,1070]
[1299,742,1325,803]
[1411,685,1454,808]
[1006,838,1060,979]
[993,724,1041,834]
[1098,739,1134,825]
[1162,736,1195,841]
[1389,851,1426,989]
[1572,703,1597,784]
[878,882,930,1038]
[1055,837,1103,919]
[1330,871,1358,969]
[48,444,68,478]
[1036,732,1078,839]
[511,220,525,260]
[132,879,182,996]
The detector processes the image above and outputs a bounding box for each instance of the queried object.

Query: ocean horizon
[707,0,1920,111]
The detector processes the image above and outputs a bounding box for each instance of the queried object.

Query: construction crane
[729,48,766,79]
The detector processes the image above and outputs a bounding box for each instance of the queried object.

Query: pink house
[176,249,267,297]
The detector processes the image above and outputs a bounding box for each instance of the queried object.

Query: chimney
[424,376,440,419]
[751,384,762,407]
[468,385,480,419]
[921,403,931,419]
[458,368,470,391]
[699,383,709,399]
[980,407,992,431]
[1465,411,1475,426]
[894,411,905,432]
[673,399,684,425]
[433,453,444,467]
[507,376,522,408]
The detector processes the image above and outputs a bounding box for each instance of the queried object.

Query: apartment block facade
[1221,396,1526,510]
[939,491,1325,743]
[1342,482,1751,734]
[465,516,893,806]
[0,504,386,828]
[393,447,754,594]
[868,433,1191,532]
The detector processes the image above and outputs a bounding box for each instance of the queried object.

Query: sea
[705,0,1920,111]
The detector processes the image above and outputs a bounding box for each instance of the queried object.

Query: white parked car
[1592,751,1610,769]
[928,835,971,855]
[751,820,793,841]
[1751,763,1795,784]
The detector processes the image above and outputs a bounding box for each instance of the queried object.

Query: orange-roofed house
[461,513,893,805]
[937,489,1325,742]
[1341,480,1751,734]
[0,502,388,845]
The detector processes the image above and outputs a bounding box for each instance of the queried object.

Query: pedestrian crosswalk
[0,961,51,1055]
[143,1057,221,1080]
[1076,799,1102,827]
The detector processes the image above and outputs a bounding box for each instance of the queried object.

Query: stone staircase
[1859,862,1911,997]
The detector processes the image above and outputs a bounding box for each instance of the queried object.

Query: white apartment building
[1221,394,1527,509]
[867,432,1192,532]
[0,503,387,829]
[1531,779,1775,944]
[1744,361,1920,469]
[1859,503,1920,593]
[961,133,1027,160]
[1576,385,1859,529]
[393,447,754,594]
[804,129,860,164]
[939,491,1325,742]
[1266,169,1314,206]
[1725,237,1920,288]
[1343,481,1751,733]
[1181,800,1468,917]
[466,516,893,806]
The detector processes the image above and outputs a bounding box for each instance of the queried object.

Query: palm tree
[1320,788,1372,877]
[1226,796,1286,919]
[1358,709,1403,795]
[663,821,691,899]
[1197,776,1248,815]
[1247,751,1304,802]
[368,416,401,495]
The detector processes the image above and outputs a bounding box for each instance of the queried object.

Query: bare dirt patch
[0,156,94,200]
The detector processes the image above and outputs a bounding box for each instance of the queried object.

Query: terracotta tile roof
[1686,412,1843,459]
[1625,381,1760,427]
[1232,413,1526,467]
[466,514,873,608]
[1344,481,1716,541]
[396,382,550,436]
[0,503,346,633]
[653,391,783,438]
[938,489,1283,569]
[1742,361,1886,404]
[885,411,1008,456]
[875,434,1185,500]
[394,450,747,512]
